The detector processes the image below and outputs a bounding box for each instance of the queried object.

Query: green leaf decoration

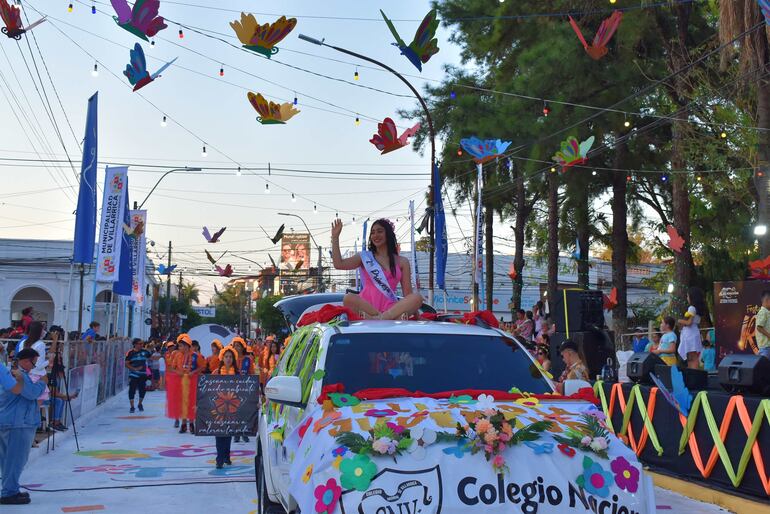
[312,369,325,380]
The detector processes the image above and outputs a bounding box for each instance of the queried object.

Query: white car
[257,317,655,514]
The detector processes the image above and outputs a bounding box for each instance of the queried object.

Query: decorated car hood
[280,395,655,514]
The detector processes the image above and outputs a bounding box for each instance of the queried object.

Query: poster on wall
[194,375,260,437]
[713,280,769,361]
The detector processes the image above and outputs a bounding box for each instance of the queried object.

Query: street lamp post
[136,167,202,210]
[298,34,436,305]
[278,212,324,292]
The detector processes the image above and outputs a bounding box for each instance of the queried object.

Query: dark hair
[21,307,32,316]
[540,333,550,345]
[762,290,770,301]
[90,321,100,328]
[559,339,579,354]
[192,341,200,350]
[218,348,239,373]
[270,341,280,355]
[525,310,533,321]
[517,309,525,316]
[25,321,43,348]
[663,316,676,330]
[368,219,398,274]
[17,348,39,361]
[132,338,143,346]
[687,286,711,323]
[535,301,544,312]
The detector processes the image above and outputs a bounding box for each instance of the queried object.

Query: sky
[0,0,494,303]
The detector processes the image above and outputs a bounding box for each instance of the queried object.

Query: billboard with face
[280,233,310,272]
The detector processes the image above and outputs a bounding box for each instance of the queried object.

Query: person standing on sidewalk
[0,348,47,505]
[126,339,151,413]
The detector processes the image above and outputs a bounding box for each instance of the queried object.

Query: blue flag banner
[113,177,133,296]
[434,164,447,290]
[72,92,98,264]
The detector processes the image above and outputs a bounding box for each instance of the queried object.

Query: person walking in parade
[213,347,238,469]
[126,338,151,413]
[231,337,253,443]
[166,334,201,434]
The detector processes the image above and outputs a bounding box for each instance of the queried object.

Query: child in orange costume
[212,347,239,468]
[207,340,223,373]
[229,337,253,443]
[166,334,202,434]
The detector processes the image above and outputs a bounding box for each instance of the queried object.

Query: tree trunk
[757,65,770,257]
[574,176,590,289]
[512,167,526,312]
[547,171,559,311]
[671,123,693,315]
[611,139,629,343]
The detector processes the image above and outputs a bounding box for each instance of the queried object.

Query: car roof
[319,319,502,337]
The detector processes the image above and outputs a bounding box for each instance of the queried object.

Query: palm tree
[180,281,200,306]
[719,1,770,256]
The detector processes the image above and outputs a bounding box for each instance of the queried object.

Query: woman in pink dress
[331,218,422,319]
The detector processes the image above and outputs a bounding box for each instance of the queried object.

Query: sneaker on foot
[130,407,135,413]
[242,435,250,442]
[174,419,180,428]
[0,493,31,505]
[224,459,232,465]
[215,462,223,469]
[138,404,144,412]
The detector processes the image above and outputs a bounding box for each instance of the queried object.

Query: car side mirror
[563,379,592,396]
[265,375,305,408]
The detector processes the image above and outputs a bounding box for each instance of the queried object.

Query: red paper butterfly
[569,11,623,60]
[369,118,421,155]
[508,262,517,281]
[666,224,685,253]
[603,287,618,310]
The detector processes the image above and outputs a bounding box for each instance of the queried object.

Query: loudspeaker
[718,354,770,395]
[549,328,616,380]
[551,289,604,335]
[626,352,665,385]
[653,364,709,390]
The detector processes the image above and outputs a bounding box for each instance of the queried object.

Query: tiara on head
[374,218,395,231]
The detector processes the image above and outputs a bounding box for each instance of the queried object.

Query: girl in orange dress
[207,340,223,373]
[230,338,253,442]
[166,334,202,434]
[212,347,239,468]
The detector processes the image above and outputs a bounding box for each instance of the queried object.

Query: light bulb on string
[355,115,360,126]
[591,170,597,176]
[68,3,73,12]
[178,27,184,39]
[352,216,357,225]
[758,169,765,178]
[661,174,668,182]
[720,131,727,139]
[265,183,270,194]
[219,65,224,77]
[542,101,550,117]
[550,167,556,173]
[160,115,167,127]
[291,193,296,203]
[91,2,96,14]
[623,114,630,128]
[91,63,98,77]
[610,0,617,4]
[450,91,456,100]
[354,67,359,80]
[456,149,463,156]
[313,204,318,214]
[696,174,703,182]
[666,282,674,294]
[293,93,298,106]
[201,145,207,157]
[236,167,241,176]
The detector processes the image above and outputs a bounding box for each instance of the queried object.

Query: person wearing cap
[0,348,47,505]
[207,340,223,373]
[555,340,589,394]
[167,334,201,434]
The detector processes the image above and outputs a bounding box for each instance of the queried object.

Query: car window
[323,332,551,394]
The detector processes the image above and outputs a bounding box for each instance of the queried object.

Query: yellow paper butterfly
[230,13,297,58]
[247,92,300,125]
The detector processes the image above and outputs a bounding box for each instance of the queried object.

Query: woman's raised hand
[331,219,343,240]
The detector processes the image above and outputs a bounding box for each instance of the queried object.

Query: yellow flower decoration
[302,464,313,483]
[332,455,343,469]
[515,396,540,408]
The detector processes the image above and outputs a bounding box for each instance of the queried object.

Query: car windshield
[323,332,551,394]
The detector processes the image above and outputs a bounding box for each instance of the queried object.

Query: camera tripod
[46,341,80,453]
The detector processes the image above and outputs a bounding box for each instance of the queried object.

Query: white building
[0,238,158,339]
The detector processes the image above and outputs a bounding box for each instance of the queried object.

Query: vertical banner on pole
[409,200,421,292]
[72,92,99,264]
[113,177,133,297]
[433,164,447,291]
[129,210,147,305]
[474,162,484,301]
[95,166,128,282]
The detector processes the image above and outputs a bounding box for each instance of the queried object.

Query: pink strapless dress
[359,260,402,313]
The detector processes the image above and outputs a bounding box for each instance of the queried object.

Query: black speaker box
[653,364,709,390]
[550,289,604,335]
[549,329,616,380]
[626,352,664,385]
[718,354,770,395]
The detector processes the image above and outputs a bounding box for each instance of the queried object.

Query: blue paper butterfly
[442,440,470,459]
[525,442,554,455]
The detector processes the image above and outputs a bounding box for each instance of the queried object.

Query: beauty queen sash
[360,250,399,303]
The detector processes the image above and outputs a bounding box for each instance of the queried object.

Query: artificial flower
[476,393,496,411]
[314,478,342,514]
[492,454,506,470]
[610,456,640,493]
[589,437,609,452]
[475,419,492,434]
[364,408,397,418]
[575,456,614,498]
[329,393,360,408]
[558,443,576,458]
[372,437,395,455]
[581,436,593,446]
[339,454,377,491]
[386,422,405,435]
[411,426,437,445]
[302,464,313,483]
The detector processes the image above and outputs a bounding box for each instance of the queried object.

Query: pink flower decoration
[386,422,405,434]
[314,478,342,514]
[610,456,640,493]
[492,454,505,469]
[365,408,397,418]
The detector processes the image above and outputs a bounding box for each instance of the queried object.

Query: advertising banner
[95,166,128,282]
[713,280,768,361]
[192,306,217,318]
[194,375,260,436]
[129,210,147,304]
[281,233,311,294]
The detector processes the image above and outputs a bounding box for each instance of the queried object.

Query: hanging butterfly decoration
[552,136,595,169]
[215,264,233,277]
[157,264,176,275]
[666,224,684,253]
[568,11,623,60]
[369,117,421,155]
[111,0,167,41]
[260,224,285,244]
[603,287,618,310]
[459,137,513,164]
[0,0,45,40]
[748,255,770,280]
[380,9,439,72]
[230,13,296,58]
[202,226,226,243]
[572,238,582,260]
[247,92,299,125]
[123,43,177,91]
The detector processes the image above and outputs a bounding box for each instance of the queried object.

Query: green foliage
[254,295,285,335]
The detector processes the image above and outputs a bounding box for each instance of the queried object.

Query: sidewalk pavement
[3,388,731,514]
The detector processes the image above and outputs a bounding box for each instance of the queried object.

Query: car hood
[275,396,656,514]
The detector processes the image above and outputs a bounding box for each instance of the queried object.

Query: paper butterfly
[247,92,299,124]
[260,224,284,244]
[157,264,176,275]
[0,0,45,40]
[205,249,228,266]
[111,0,167,41]
[202,226,226,243]
[524,442,554,455]
[552,136,595,168]
[749,255,770,279]
[568,11,623,60]
[648,368,691,417]
[216,264,233,277]
[762,0,770,26]
[442,440,470,458]
[507,262,517,281]
[666,224,684,253]
[459,137,512,164]
[230,13,296,58]
[603,287,618,311]
[369,118,421,155]
[123,43,177,92]
[380,9,439,72]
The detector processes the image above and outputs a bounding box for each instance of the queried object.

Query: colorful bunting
[202,226,226,243]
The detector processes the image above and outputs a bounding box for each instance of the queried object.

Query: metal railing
[616,327,713,352]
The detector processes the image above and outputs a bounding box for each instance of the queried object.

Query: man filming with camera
[0,348,47,505]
